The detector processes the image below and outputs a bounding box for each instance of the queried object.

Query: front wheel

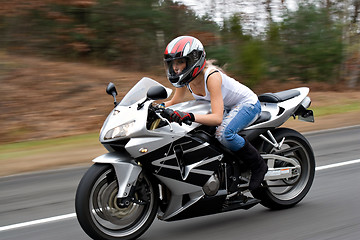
[75,163,158,240]
[252,128,315,210]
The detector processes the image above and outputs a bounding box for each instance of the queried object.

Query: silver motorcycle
[75,77,315,240]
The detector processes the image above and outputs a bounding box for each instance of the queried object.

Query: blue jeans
[215,100,261,151]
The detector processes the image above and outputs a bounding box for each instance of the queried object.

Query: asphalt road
[1,125,360,240]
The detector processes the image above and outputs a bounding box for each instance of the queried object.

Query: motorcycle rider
[162,36,268,191]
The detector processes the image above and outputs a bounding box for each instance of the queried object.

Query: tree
[277,4,344,82]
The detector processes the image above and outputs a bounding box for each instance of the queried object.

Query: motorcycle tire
[252,128,315,210]
[75,163,158,240]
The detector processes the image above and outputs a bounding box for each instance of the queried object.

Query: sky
[174,0,298,33]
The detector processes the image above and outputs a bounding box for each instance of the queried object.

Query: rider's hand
[161,108,195,125]
[171,110,195,125]
[161,108,175,121]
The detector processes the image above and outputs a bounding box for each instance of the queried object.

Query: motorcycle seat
[258,89,300,103]
[252,111,271,125]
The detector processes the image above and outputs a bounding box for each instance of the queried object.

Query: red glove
[161,108,195,125]
[171,110,195,125]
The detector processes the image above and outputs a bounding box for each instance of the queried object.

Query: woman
[163,36,267,190]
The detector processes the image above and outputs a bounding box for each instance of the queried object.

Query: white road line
[1,158,360,232]
[0,213,76,232]
[315,159,360,171]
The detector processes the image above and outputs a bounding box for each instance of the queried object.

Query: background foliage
[0,0,359,87]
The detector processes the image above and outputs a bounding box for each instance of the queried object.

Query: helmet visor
[164,57,190,81]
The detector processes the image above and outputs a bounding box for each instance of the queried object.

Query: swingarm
[262,154,301,181]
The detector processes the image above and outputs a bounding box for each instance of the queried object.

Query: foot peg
[226,193,261,210]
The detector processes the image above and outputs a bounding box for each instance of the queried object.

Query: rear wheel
[252,128,315,209]
[75,163,158,240]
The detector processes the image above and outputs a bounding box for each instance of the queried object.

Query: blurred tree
[0,0,219,70]
[0,0,358,86]
[276,4,344,82]
[209,14,266,87]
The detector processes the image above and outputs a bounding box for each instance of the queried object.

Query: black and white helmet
[164,36,206,88]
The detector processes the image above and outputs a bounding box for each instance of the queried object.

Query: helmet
[164,36,206,88]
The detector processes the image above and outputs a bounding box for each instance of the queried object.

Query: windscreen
[118,77,172,106]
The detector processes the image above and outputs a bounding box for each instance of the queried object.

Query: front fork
[93,152,142,199]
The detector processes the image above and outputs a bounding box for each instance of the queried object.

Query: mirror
[106,82,118,106]
[106,82,118,97]
[147,86,168,100]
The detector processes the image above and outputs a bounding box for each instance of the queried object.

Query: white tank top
[188,67,258,109]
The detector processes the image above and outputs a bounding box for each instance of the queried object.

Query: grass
[0,133,100,161]
[312,101,360,117]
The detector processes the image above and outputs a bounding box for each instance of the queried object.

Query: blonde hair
[205,59,226,73]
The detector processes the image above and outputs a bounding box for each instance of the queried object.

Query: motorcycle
[75,77,315,240]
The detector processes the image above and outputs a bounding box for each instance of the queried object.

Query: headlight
[104,121,135,140]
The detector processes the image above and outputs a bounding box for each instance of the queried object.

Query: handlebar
[154,105,192,126]
[183,119,192,126]
[155,110,173,132]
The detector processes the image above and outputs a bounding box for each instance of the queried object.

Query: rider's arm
[164,86,187,107]
[193,72,224,126]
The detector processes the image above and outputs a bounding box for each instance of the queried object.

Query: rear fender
[246,87,310,130]
[93,152,142,199]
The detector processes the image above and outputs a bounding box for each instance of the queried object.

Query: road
[1,126,360,240]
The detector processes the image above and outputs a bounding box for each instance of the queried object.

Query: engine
[202,174,220,196]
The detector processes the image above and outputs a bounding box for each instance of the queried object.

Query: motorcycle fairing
[138,135,222,188]
[137,135,223,220]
